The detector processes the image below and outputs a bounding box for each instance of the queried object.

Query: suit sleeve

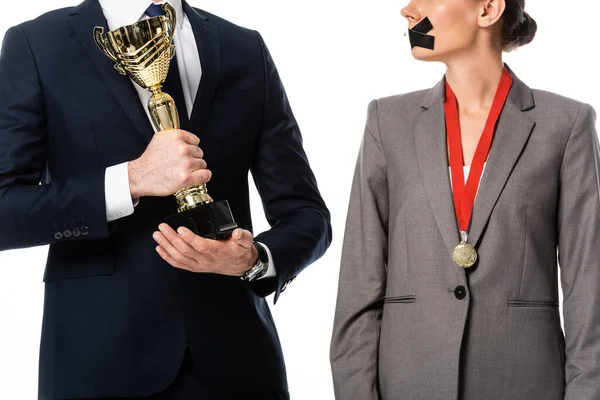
[247,31,332,302]
[557,103,600,400]
[330,100,387,400]
[0,26,109,251]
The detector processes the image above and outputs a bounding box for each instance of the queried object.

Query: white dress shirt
[100,0,275,278]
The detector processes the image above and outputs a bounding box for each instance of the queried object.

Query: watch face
[243,262,267,282]
[255,264,268,280]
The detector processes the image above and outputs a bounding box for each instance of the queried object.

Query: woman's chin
[410,48,438,61]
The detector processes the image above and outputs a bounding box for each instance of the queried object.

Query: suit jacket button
[54,231,64,240]
[454,285,467,300]
[72,228,81,237]
[81,226,89,236]
[63,229,72,238]
[281,276,296,292]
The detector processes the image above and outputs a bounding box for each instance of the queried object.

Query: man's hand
[128,130,212,198]
[153,225,259,276]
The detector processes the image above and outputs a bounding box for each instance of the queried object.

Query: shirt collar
[98,0,184,29]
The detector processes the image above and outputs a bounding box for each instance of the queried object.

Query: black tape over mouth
[408,17,435,50]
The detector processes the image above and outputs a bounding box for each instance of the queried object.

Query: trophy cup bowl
[94,3,237,239]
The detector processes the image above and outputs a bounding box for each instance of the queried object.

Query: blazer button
[54,231,64,240]
[63,229,72,238]
[281,276,296,293]
[72,228,81,237]
[81,226,89,236]
[454,285,467,300]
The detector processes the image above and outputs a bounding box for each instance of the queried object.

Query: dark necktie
[145,4,189,130]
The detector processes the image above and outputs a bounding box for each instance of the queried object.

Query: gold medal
[452,241,477,268]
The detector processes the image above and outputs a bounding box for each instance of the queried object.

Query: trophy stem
[148,86,179,132]
[149,85,162,96]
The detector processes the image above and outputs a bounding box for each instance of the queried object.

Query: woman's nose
[401,2,421,26]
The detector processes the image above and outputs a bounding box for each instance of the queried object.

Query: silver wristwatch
[241,242,269,282]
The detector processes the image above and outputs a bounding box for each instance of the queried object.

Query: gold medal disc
[452,241,477,268]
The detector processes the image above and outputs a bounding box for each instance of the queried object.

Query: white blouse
[449,162,487,199]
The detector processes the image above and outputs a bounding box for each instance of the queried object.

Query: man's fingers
[153,227,196,266]
[177,130,200,146]
[158,224,196,257]
[178,227,216,254]
[189,145,204,160]
[190,168,212,185]
[155,245,192,272]
[189,158,208,171]
[231,228,253,249]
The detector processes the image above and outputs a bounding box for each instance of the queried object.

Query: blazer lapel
[414,79,466,284]
[183,2,221,135]
[467,69,536,247]
[67,0,154,143]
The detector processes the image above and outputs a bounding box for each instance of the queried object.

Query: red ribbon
[445,68,513,233]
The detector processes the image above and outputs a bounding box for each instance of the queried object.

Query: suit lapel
[468,78,536,247]
[413,80,466,283]
[183,2,221,135]
[67,0,154,143]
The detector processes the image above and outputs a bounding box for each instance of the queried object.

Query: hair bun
[505,11,537,50]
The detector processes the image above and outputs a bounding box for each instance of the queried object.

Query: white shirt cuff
[105,162,136,222]
[255,241,276,279]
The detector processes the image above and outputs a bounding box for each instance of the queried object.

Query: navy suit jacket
[0,0,331,398]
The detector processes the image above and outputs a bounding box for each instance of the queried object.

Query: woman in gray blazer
[330,0,600,399]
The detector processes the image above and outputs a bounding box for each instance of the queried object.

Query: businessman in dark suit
[0,0,331,399]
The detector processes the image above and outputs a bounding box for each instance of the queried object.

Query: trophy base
[164,200,238,240]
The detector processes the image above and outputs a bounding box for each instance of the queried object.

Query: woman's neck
[444,50,504,114]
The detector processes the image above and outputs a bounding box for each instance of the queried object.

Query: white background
[0,1,599,399]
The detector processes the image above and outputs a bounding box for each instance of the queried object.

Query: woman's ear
[478,0,506,28]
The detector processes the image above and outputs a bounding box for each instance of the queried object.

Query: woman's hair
[501,0,537,50]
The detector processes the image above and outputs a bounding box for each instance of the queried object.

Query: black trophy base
[164,200,238,240]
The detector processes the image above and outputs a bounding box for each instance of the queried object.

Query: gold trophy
[93,3,237,239]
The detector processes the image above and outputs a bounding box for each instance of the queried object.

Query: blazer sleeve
[246,31,332,303]
[330,100,387,400]
[557,103,600,400]
[0,26,109,251]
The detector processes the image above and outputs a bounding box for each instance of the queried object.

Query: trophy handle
[162,3,177,42]
[93,26,127,75]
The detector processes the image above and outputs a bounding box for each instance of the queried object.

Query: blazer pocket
[43,238,115,282]
[384,295,416,304]
[508,300,559,309]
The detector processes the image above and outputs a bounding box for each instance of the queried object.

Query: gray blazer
[330,68,600,400]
